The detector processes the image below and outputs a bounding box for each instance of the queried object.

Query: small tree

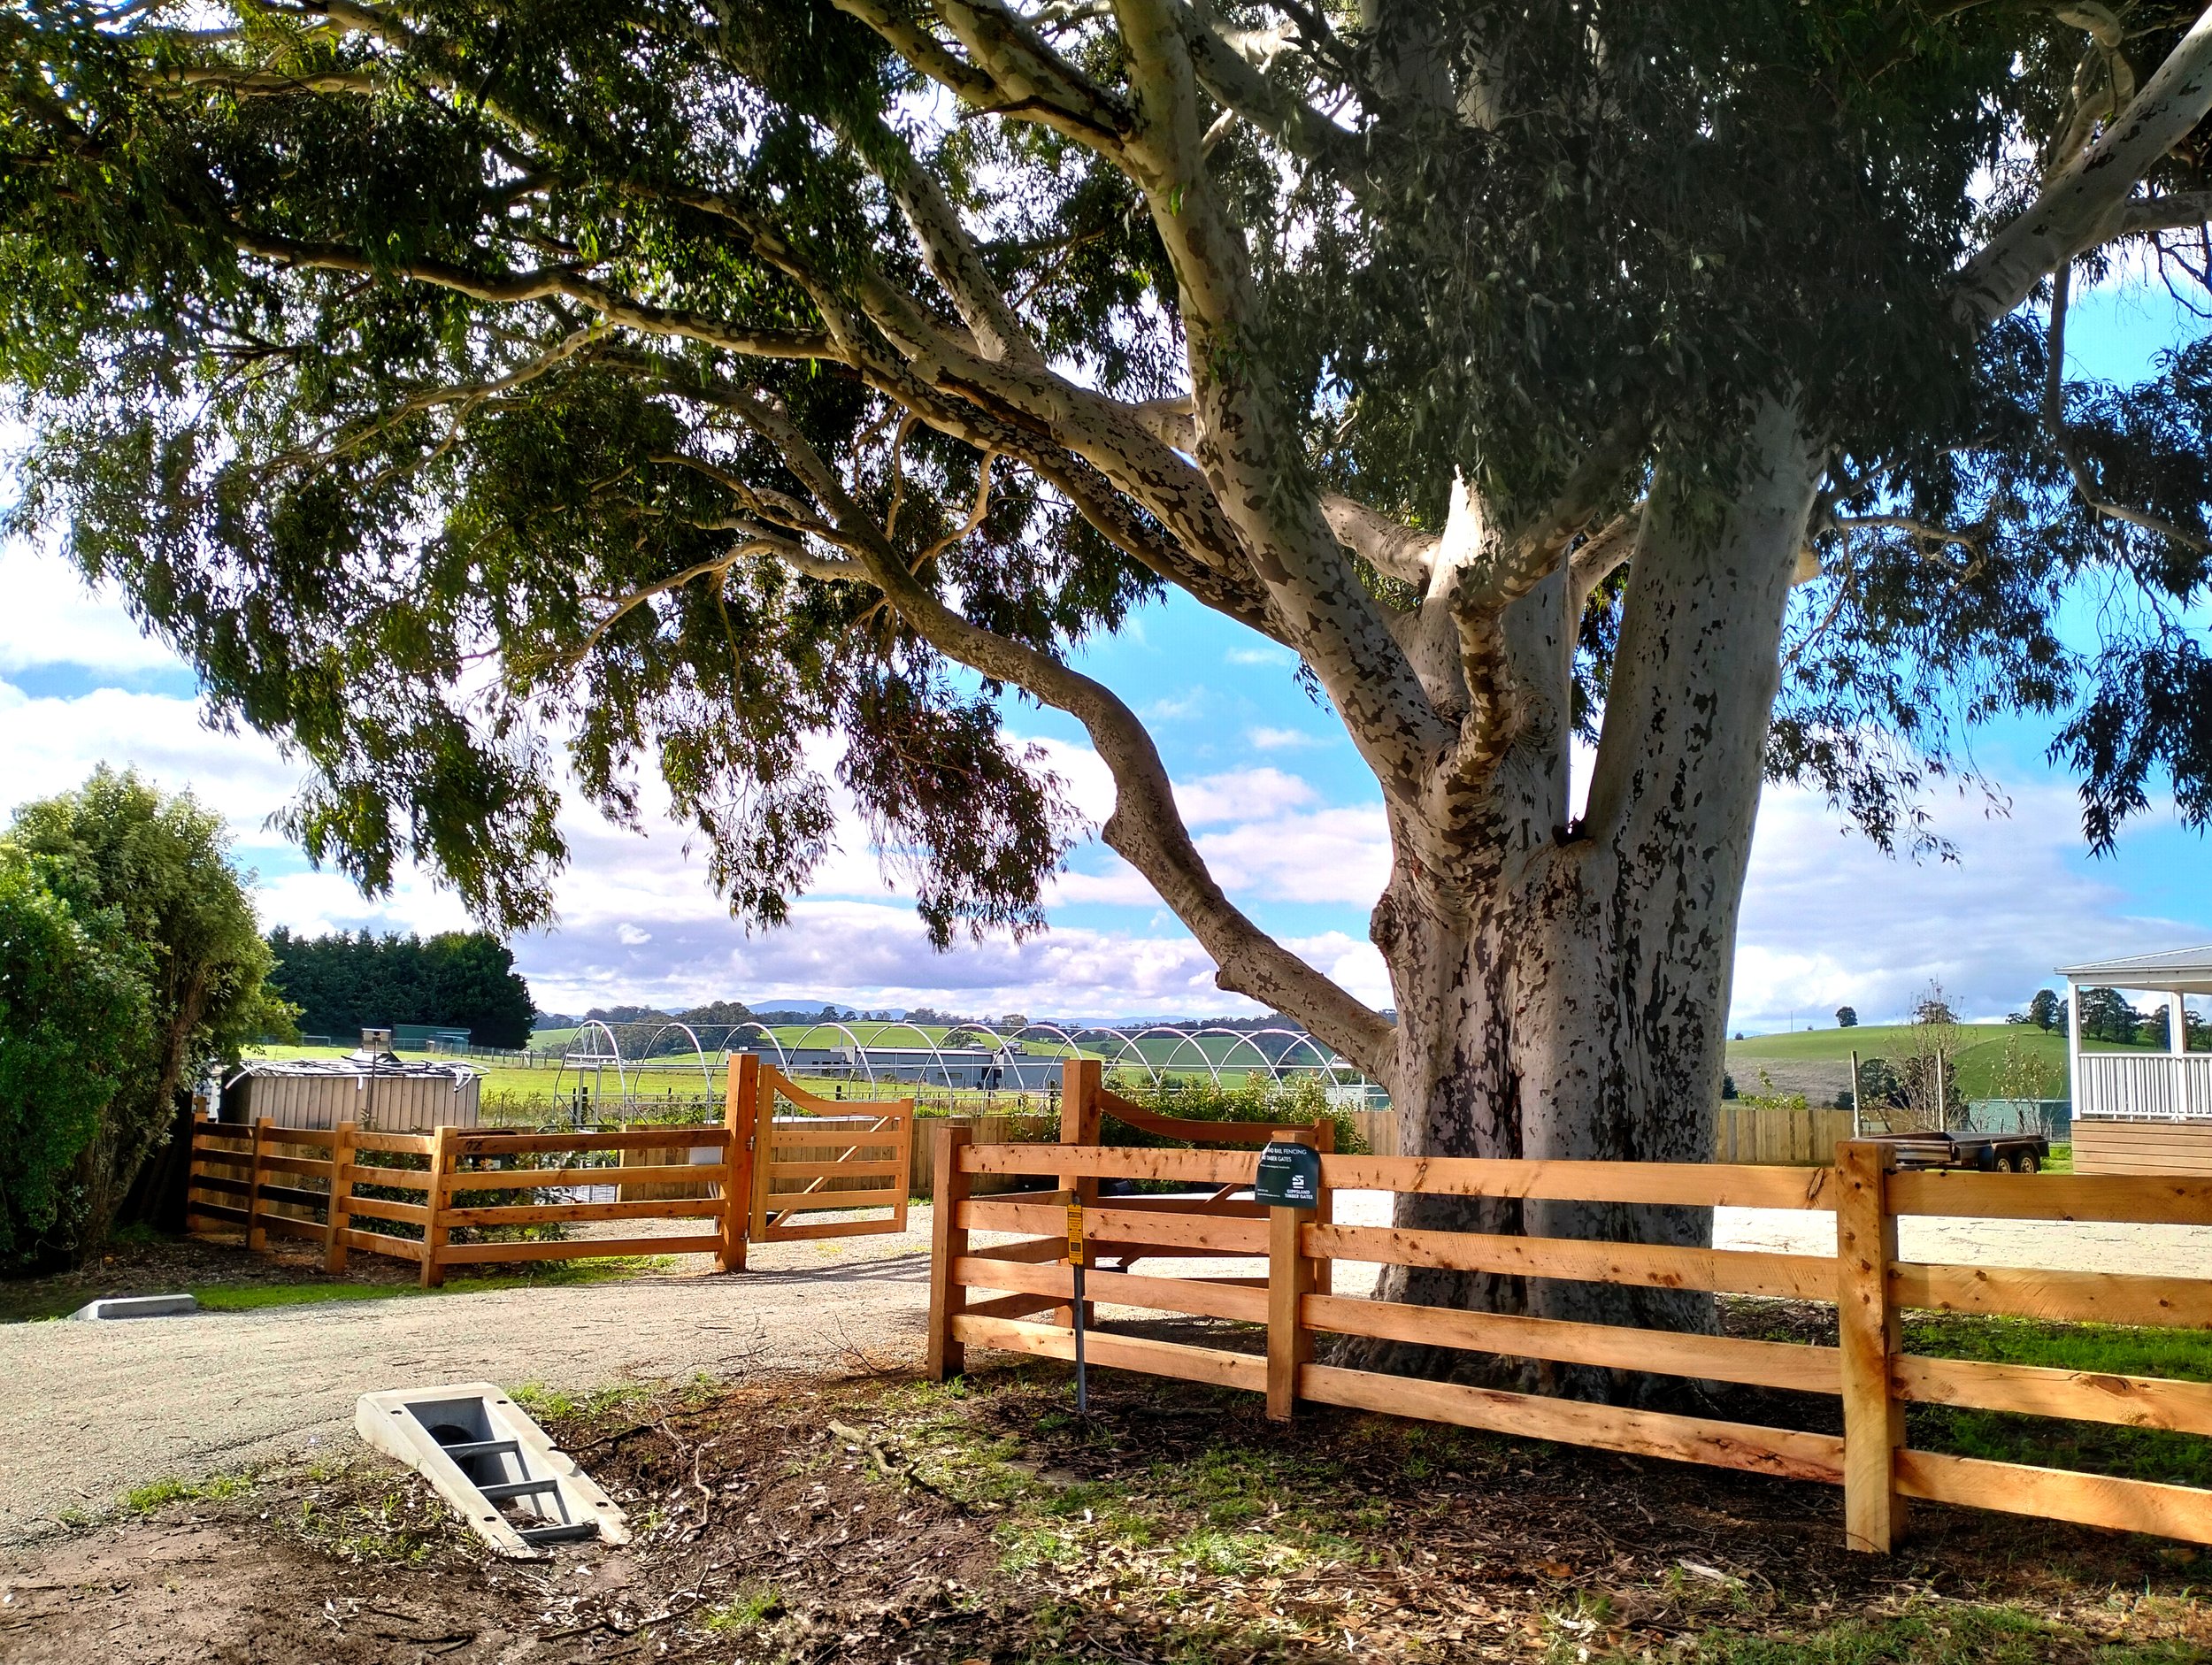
[8,768,294,1261]
[1990,1032,2065,1105]
[0,849,150,1267]
[2026,988,2064,1031]
[1835,1006,1859,1029]
[1899,982,1968,1130]
[1913,987,1960,1027]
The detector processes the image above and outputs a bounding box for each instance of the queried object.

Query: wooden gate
[727,1054,915,1255]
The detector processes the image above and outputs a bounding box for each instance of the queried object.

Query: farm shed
[2057,946,2212,1175]
[219,1034,483,1132]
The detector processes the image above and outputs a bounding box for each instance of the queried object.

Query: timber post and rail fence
[930,1087,2212,1555]
[184,1053,915,1285]
[186,1054,2212,1552]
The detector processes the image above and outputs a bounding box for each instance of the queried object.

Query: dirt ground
[4,1360,2207,1665]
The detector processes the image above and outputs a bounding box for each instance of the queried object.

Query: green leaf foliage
[0,0,2205,934]
[5,767,294,1263]
[266,928,537,1048]
[0,848,150,1265]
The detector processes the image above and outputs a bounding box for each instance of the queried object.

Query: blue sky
[2,281,2207,1032]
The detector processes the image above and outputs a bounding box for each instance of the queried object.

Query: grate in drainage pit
[356,1383,631,1558]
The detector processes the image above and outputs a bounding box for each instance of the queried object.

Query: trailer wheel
[2020,1152,2040,1174]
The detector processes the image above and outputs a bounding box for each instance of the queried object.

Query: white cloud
[615,923,653,947]
[1046,858,1159,908]
[1247,725,1327,751]
[1141,690,1206,721]
[1196,806,1391,906]
[1173,767,1318,827]
[0,680,304,842]
[1727,779,2203,1032]
[515,896,1299,1021]
[0,539,181,676]
[1225,645,1294,668]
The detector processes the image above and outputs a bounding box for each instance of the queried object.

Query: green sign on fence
[1254,1139,1322,1208]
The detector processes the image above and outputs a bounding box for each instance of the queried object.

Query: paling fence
[930,1134,2212,1552]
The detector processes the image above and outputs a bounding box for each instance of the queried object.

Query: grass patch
[1904,1313,2212,1383]
[122,1471,255,1514]
[289,1461,473,1566]
[1902,1312,2212,1487]
[508,1379,657,1422]
[832,1369,2208,1661]
[701,1586,784,1633]
[187,1255,675,1313]
[1642,1606,2206,1663]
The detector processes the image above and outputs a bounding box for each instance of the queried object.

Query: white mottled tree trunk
[1349,406,1823,1389]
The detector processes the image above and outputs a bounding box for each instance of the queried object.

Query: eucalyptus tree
[7,1,2212,1354]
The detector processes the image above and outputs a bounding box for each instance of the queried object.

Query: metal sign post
[1066,1199,1087,1416]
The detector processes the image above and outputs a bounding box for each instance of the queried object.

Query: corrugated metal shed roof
[239,1049,483,1083]
[2055,946,2212,994]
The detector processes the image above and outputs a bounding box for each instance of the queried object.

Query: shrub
[1102,1073,1371,1155]
[7,768,295,1263]
[0,848,150,1265]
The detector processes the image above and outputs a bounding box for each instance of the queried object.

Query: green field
[1724,1020,2166,1100]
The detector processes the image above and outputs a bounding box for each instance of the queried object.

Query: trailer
[1865,1129,2048,1172]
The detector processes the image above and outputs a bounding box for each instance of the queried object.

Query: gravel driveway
[8,1194,2208,1545]
[0,1231,936,1546]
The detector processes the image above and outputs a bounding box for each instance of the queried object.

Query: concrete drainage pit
[357,1383,631,1558]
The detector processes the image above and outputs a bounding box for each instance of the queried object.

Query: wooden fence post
[1837,1139,1906,1552]
[749,1064,778,1246]
[893,1099,915,1235]
[421,1124,458,1289]
[720,1053,758,1273]
[1266,1125,1319,1423]
[1310,1116,1335,1296]
[245,1117,273,1253]
[1055,1058,1102,1328]
[929,1124,973,1380]
[325,1121,357,1274]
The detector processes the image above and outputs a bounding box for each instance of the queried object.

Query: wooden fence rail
[184,1053,918,1283]
[928,1134,2212,1554]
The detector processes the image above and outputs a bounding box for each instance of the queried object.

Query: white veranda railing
[2077,1051,2212,1120]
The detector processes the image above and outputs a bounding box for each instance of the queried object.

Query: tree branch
[1566,503,1643,615]
[1827,514,1984,554]
[1955,4,2212,327]
[565,543,781,670]
[1158,0,1367,178]
[154,66,380,96]
[227,226,841,360]
[2121,189,2212,234]
[710,381,1397,1075]
[832,0,1133,151]
[1110,0,1455,800]
[2040,263,2212,551]
[1456,425,1642,615]
[1319,494,1437,587]
[882,142,1047,368]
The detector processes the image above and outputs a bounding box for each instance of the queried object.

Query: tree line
[265,930,537,1051]
[2012,986,2212,1048]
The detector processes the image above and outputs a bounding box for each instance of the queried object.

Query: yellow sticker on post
[1066,1200,1085,1267]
